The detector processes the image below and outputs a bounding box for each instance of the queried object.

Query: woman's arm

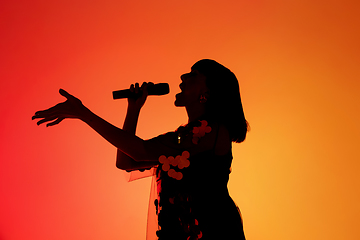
[32,88,229,166]
[81,106,153,161]
[116,85,159,170]
[32,87,161,163]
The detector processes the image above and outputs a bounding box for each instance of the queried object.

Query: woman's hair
[192,59,249,143]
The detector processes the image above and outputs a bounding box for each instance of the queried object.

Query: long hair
[192,59,249,143]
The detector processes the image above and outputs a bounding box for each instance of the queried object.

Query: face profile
[174,69,208,107]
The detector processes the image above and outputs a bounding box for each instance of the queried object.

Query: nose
[181,72,192,81]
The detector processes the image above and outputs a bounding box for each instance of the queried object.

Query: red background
[1,0,359,239]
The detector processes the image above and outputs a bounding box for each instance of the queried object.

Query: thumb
[59,89,74,99]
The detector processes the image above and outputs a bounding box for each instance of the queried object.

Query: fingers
[130,82,149,92]
[35,115,59,126]
[33,113,64,127]
[128,82,149,99]
[46,117,64,127]
[32,109,48,119]
[140,82,148,97]
[32,103,62,120]
[134,83,140,94]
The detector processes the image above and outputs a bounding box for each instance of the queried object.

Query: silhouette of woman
[33,59,248,240]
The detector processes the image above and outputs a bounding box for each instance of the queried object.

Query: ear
[201,90,210,100]
[199,90,210,103]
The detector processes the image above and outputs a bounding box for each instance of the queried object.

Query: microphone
[112,83,170,99]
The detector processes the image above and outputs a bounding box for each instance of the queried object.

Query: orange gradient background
[1,0,359,239]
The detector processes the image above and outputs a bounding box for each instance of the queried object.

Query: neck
[185,104,206,123]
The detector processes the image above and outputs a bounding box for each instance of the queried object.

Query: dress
[152,121,246,240]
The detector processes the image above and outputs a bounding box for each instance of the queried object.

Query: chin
[174,93,185,107]
[174,100,184,107]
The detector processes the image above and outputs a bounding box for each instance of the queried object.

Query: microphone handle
[112,83,169,99]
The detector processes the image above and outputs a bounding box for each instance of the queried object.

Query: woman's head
[191,59,249,143]
[175,69,208,108]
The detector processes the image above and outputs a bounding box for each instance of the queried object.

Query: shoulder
[150,131,176,143]
[190,120,231,155]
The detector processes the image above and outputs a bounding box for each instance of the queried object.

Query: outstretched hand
[32,89,87,127]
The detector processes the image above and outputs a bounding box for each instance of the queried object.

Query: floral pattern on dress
[192,120,211,144]
[158,151,190,180]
